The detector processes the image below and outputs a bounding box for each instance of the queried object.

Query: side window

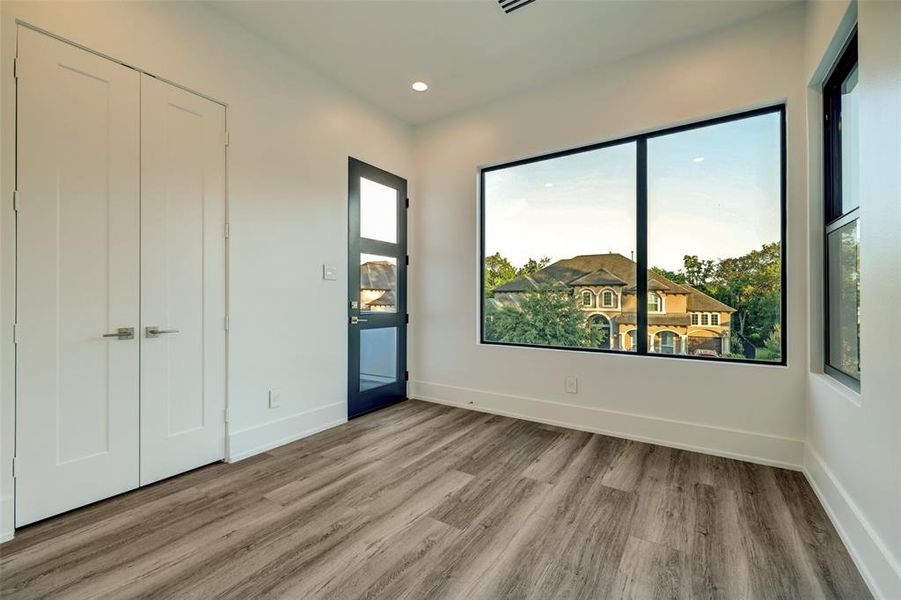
[602,290,614,307]
[581,290,593,307]
[824,31,860,391]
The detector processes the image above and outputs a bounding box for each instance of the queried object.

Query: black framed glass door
[347,158,408,418]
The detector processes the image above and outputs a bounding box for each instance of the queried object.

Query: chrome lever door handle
[350,316,368,325]
[145,326,180,338]
[103,327,135,340]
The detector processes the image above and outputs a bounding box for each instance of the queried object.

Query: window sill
[478,339,787,368]
[811,370,862,407]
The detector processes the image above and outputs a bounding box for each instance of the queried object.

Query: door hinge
[12,457,19,478]
[13,57,20,80]
[405,197,410,209]
[405,314,409,324]
[224,222,230,239]
[223,408,230,423]
[13,323,21,344]
[224,315,230,331]
[13,190,20,212]
[404,371,409,382]
[224,130,230,147]
[405,255,410,266]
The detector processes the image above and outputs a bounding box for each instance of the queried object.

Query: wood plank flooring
[0,400,871,599]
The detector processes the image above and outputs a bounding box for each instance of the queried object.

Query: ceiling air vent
[498,0,537,14]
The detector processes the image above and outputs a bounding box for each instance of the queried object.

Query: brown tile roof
[493,253,735,312]
[569,268,627,287]
[360,261,396,291]
[367,290,395,307]
[680,283,736,313]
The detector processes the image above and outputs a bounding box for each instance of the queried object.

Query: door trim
[14,21,230,108]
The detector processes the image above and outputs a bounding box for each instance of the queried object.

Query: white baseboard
[410,380,804,470]
[803,445,901,600]
[0,494,13,543]
[227,401,347,462]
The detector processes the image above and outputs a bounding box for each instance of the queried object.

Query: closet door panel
[15,28,141,526]
[140,75,226,485]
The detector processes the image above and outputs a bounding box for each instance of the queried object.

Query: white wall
[803,1,901,597]
[1,6,897,596]
[410,6,809,468]
[0,1,414,540]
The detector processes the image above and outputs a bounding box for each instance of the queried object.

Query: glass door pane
[360,254,397,314]
[360,327,398,392]
[361,177,398,243]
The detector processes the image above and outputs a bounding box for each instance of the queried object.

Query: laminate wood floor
[1,400,870,599]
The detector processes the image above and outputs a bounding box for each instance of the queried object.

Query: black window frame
[479,104,788,367]
[823,30,860,391]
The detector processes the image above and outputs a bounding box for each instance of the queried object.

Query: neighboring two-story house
[360,260,396,312]
[491,253,735,355]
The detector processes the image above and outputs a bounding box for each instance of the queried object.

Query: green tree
[484,289,605,348]
[763,323,782,360]
[519,256,551,276]
[484,253,517,297]
[484,254,551,297]
[650,266,686,284]
[657,243,782,359]
[707,242,781,344]
[682,255,716,289]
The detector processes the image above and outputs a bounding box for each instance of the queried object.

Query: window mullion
[636,138,649,354]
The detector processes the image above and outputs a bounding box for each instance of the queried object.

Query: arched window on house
[581,290,593,307]
[588,315,612,349]
[625,329,637,352]
[601,289,615,308]
[656,330,677,354]
[648,292,662,313]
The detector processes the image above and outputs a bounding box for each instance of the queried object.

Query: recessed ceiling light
[545,183,553,188]
[693,157,705,163]
[412,81,429,92]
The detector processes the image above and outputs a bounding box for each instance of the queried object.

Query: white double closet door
[15,28,226,527]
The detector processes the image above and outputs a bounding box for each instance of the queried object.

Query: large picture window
[823,31,860,390]
[481,106,786,365]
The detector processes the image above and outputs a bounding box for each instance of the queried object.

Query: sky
[484,112,782,272]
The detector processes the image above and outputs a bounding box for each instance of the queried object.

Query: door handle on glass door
[145,326,180,338]
[350,316,368,325]
[103,327,135,340]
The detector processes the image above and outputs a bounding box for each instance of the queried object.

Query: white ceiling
[210,0,795,125]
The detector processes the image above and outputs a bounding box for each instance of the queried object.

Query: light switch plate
[564,376,578,394]
[269,389,281,409]
[323,264,338,281]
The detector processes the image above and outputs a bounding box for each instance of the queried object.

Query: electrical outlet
[268,389,281,409]
[564,376,578,394]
